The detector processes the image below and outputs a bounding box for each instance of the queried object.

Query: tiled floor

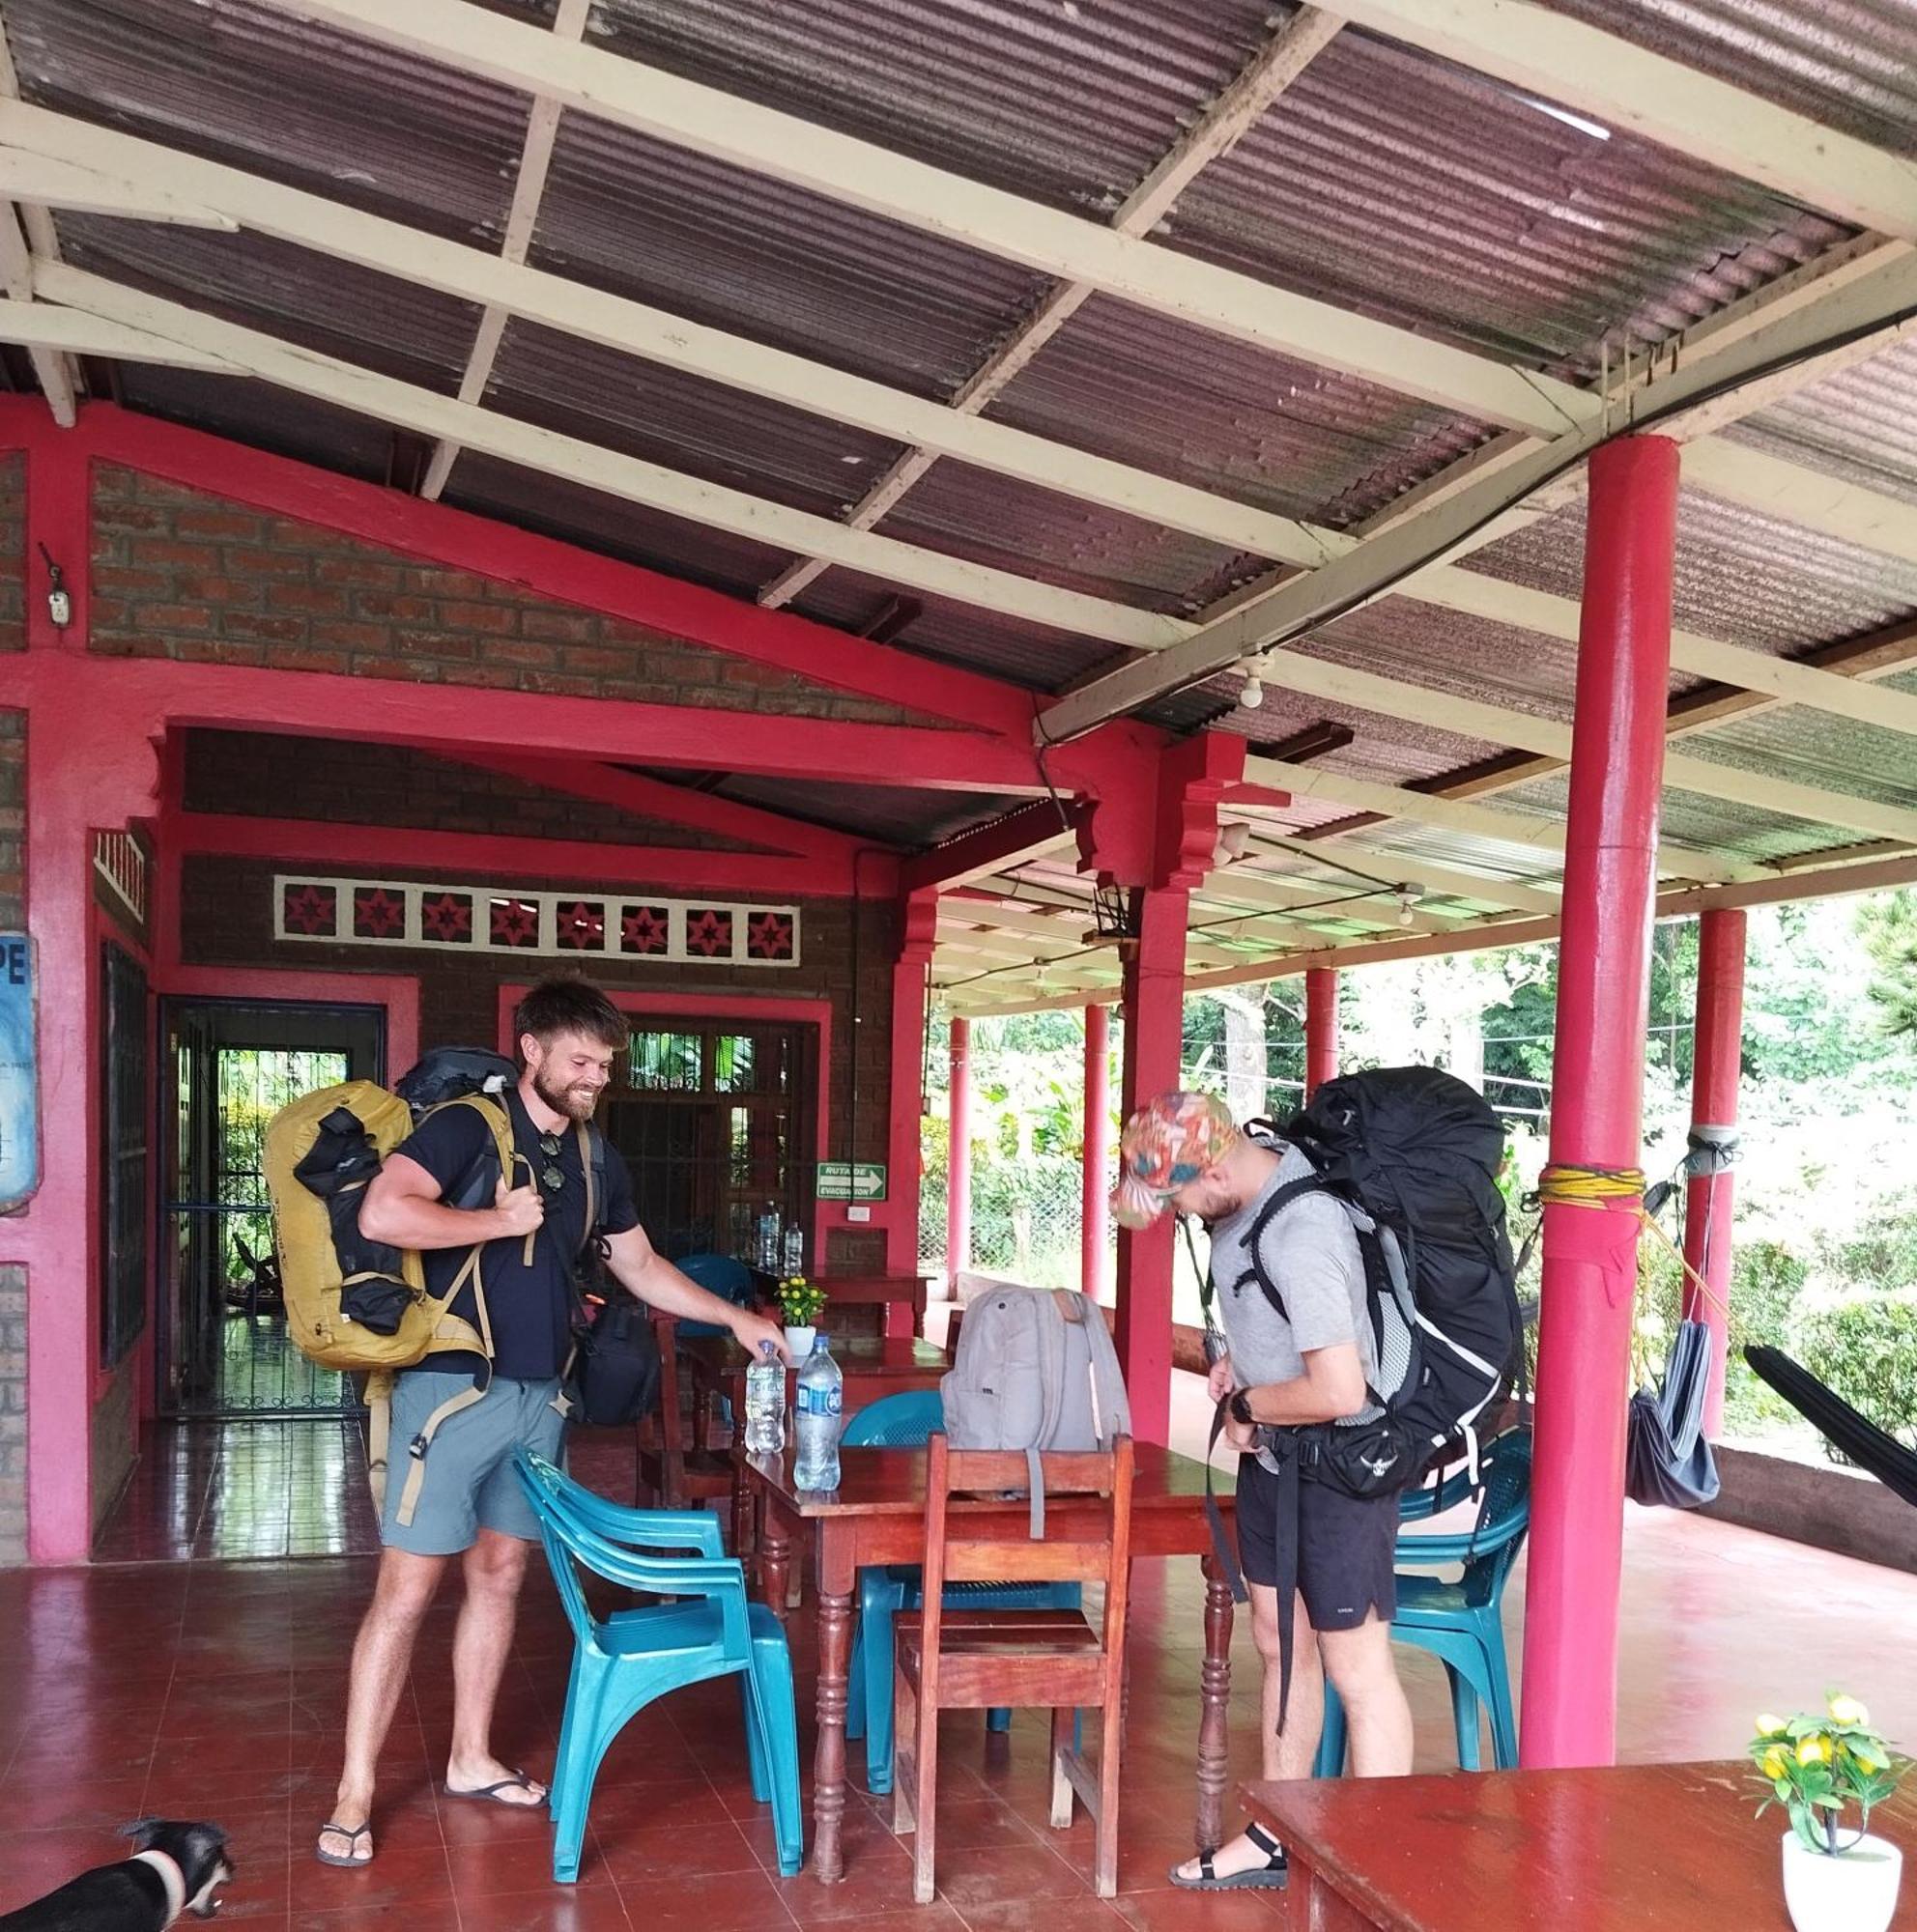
[13,1417,1917,1930]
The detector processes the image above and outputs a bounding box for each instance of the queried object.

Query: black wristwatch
[1228,1388,1255,1429]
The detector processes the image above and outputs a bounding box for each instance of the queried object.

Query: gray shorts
[381,1371,566,1557]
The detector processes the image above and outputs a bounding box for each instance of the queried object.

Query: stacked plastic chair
[513,1448,803,1881]
[1315,1428,1533,1775]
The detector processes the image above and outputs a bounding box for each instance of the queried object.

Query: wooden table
[742,1439,1239,1882]
[1243,1759,1917,1929]
[679,1332,950,1559]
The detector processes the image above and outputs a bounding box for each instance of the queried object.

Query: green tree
[1859,890,1917,1037]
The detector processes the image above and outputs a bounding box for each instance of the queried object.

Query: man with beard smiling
[314,977,787,1870]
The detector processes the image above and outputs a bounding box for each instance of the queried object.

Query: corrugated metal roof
[1538,0,1917,156]
[1161,22,1851,384]
[484,318,908,520]
[588,0,1281,217]
[57,215,480,392]
[9,0,536,244]
[1721,335,1917,510]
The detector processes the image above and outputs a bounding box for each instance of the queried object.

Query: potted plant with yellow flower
[776,1274,826,1362]
[1750,1693,1908,1932]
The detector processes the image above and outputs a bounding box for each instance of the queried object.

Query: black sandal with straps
[1169,1820,1289,1890]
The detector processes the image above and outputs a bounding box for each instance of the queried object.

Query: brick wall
[90,467,935,725]
[0,710,20,1563]
[183,727,760,850]
[0,452,22,652]
[180,854,899,1169]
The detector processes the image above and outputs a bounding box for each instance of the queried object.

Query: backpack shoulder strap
[576,1120,600,1252]
[1237,1175,1327,1317]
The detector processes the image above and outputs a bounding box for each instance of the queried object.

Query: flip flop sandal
[1169,1821,1289,1890]
[314,1822,374,1868]
[443,1771,548,1808]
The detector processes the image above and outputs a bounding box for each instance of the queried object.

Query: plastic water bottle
[793,1335,843,1492]
[744,1340,786,1459]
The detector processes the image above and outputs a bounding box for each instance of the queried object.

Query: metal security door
[160,1001,385,1418]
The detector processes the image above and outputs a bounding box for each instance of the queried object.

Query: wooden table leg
[1196,1553,1235,1853]
[811,1534,856,1884]
[731,1460,755,1570]
[760,1507,793,1629]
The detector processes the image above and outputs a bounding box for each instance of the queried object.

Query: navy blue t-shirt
[392,1089,639,1380]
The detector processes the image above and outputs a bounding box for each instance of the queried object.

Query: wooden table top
[743,1437,1228,1521]
[678,1332,948,1380]
[1244,1760,1917,1929]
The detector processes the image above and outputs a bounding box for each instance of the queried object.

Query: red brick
[310,619,390,652]
[218,612,305,643]
[520,610,597,643]
[225,547,310,579]
[171,574,256,605]
[395,628,476,661]
[316,556,405,589]
[440,600,518,634]
[174,508,267,539]
[131,603,215,633]
[352,654,435,681]
[268,582,348,615]
[558,644,633,675]
[354,592,435,622]
[518,670,599,697]
[129,537,220,569]
[405,567,495,598]
[479,639,556,668]
[265,647,350,675]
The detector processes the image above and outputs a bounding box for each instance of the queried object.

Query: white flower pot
[1781,1829,1903,1932]
[783,1324,816,1361]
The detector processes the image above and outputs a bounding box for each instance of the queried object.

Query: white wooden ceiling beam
[0,24,72,425]
[32,263,1187,651]
[255,0,1592,435]
[758,6,1345,610]
[0,298,232,369]
[1313,0,1917,240]
[421,0,589,500]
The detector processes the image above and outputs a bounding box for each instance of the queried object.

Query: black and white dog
[0,1822,232,1931]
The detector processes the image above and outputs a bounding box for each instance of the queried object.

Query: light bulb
[1239,675,1264,710]
[1398,900,1415,927]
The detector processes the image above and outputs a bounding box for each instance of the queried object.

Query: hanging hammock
[1744,1345,1917,1511]
[1625,1318,1721,1508]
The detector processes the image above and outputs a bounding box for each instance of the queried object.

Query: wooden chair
[633,1315,735,1513]
[892,1433,1133,1901]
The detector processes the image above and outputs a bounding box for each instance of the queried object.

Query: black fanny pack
[1281,1412,1431,1502]
[567,1292,661,1429]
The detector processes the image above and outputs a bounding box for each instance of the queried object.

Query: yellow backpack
[264,1078,546,1527]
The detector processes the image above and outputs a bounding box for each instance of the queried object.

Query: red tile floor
[5,1416,1916,1931]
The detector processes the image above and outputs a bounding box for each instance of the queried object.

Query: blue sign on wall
[0,934,37,1211]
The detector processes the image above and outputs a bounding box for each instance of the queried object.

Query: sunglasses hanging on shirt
[538,1133,565,1194]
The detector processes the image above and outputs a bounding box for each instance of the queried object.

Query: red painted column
[883,890,936,1335]
[1115,886,1187,1445]
[946,1015,972,1293]
[1304,966,1339,1099]
[1521,436,1681,1770]
[1684,907,1746,1440]
[1080,1001,1110,1302]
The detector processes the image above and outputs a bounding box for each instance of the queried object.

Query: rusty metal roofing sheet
[483,318,908,520]
[1538,0,1917,156]
[1464,489,1917,654]
[588,0,1280,217]
[1161,23,1850,384]
[8,0,537,243]
[442,452,795,604]
[531,115,1048,405]
[984,294,1497,533]
[56,215,480,392]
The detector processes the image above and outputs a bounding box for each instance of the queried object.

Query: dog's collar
[131,1849,187,1925]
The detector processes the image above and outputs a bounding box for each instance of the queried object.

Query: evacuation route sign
[815,1161,886,1204]
[0,934,37,1211]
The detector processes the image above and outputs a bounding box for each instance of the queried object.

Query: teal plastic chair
[840,1390,1080,1795]
[1314,1429,1533,1776]
[514,1449,803,1881]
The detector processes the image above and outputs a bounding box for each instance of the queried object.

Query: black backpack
[1245,1065,1521,1500]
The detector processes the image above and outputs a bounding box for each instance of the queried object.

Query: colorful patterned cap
[1111,1091,1240,1230]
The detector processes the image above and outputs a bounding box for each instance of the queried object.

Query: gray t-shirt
[1208,1147,1380,1428]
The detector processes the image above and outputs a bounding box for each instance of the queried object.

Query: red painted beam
[947,1014,972,1291]
[1522,435,1681,1773]
[468,753,867,863]
[1082,1002,1110,1301]
[1220,781,1294,811]
[900,799,1084,893]
[1305,966,1339,1097]
[175,810,894,898]
[1683,906,1745,1440]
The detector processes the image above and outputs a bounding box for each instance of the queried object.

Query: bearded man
[315,977,786,1869]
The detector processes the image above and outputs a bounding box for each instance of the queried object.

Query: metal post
[1115,887,1187,1445]
[1684,907,1746,1440]
[1305,966,1339,1099]
[1520,435,1681,1771]
[946,1015,971,1293]
[1081,1001,1111,1301]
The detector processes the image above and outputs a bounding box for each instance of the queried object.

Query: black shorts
[1235,1451,1398,1630]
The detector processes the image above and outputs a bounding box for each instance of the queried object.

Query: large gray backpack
[941,1286,1130,1469]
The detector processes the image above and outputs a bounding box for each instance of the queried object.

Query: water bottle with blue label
[744,1339,786,1459]
[793,1334,843,1492]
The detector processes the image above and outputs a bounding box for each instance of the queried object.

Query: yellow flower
[1827,1694,1870,1727]
[1761,1745,1791,1779]
[1755,1713,1788,1738]
[1796,1734,1832,1767]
